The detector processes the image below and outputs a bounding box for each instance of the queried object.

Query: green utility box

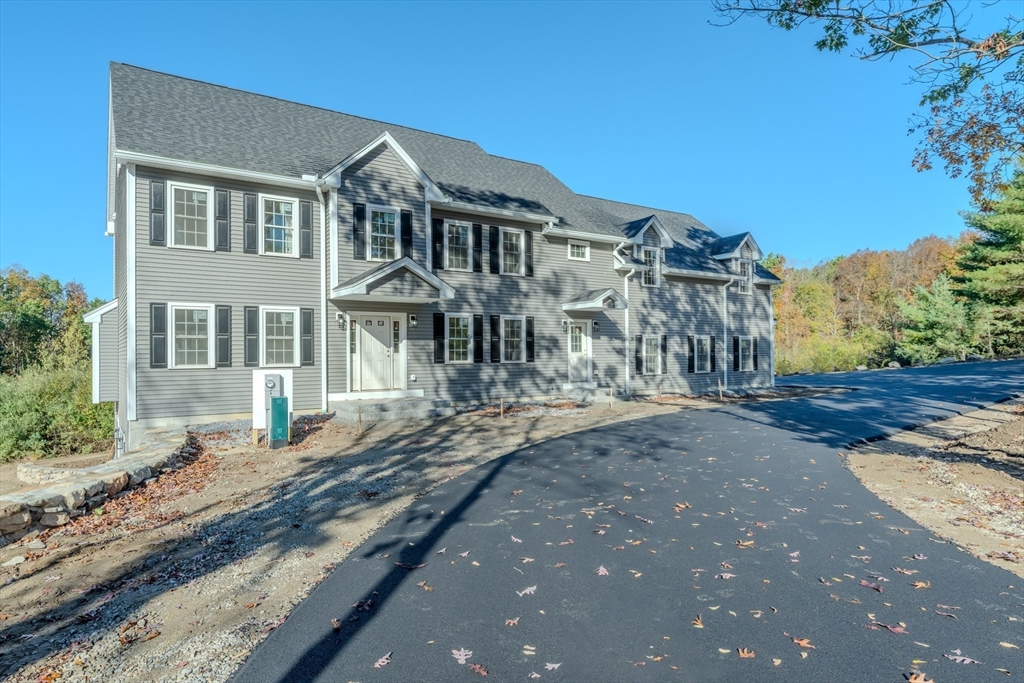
[269,395,290,449]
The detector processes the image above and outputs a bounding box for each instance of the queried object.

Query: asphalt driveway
[235,360,1024,682]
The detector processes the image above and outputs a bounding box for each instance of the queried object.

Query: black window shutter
[299,200,313,258]
[353,203,366,260]
[753,338,759,370]
[473,314,483,363]
[244,306,259,367]
[733,336,740,371]
[150,303,167,368]
[660,335,667,374]
[433,312,445,364]
[472,224,482,272]
[243,193,258,254]
[300,308,314,366]
[687,335,695,373]
[710,336,717,372]
[489,226,500,274]
[635,335,643,375]
[525,316,535,362]
[215,189,230,251]
[490,315,501,363]
[150,180,165,246]
[400,210,413,260]
[215,305,231,367]
[431,217,444,271]
[524,230,534,277]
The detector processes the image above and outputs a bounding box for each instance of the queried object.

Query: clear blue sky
[1,0,981,301]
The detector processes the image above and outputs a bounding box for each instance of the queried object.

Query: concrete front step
[330,398,459,423]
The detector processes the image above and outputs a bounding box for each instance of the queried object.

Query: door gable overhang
[562,288,628,312]
[331,257,455,302]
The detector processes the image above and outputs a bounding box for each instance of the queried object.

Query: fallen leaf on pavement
[716,573,737,580]
[452,648,473,664]
[545,662,561,670]
[595,566,609,576]
[511,535,522,543]
[373,652,392,668]
[505,617,519,626]
[331,618,341,630]
[736,540,754,549]
[998,642,1019,649]
[517,585,537,597]
[416,581,433,592]
[395,562,426,570]
[738,648,755,658]
[459,551,470,557]
[912,581,931,589]
[521,557,535,563]
[792,638,816,649]
[860,580,884,593]
[468,662,488,676]
[905,673,933,683]
[692,615,703,628]
[944,650,981,664]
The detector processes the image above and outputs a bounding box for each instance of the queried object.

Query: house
[92,63,781,454]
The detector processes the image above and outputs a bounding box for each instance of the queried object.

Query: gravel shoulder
[847,398,1024,577]
[0,399,689,682]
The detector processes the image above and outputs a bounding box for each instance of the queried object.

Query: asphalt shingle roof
[109,63,772,279]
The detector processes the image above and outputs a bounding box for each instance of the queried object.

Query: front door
[568,321,590,383]
[359,316,392,390]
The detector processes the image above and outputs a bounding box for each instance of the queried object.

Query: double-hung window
[169,304,214,368]
[261,195,298,256]
[567,239,590,261]
[446,314,471,363]
[369,206,398,261]
[738,259,752,294]
[739,336,753,371]
[642,248,659,286]
[643,336,661,374]
[501,315,525,362]
[445,222,471,271]
[169,183,213,250]
[695,335,711,373]
[262,307,299,367]
[500,228,524,275]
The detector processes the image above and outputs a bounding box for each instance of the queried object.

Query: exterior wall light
[409,314,418,328]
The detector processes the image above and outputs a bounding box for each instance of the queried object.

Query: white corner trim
[84,299,118,324]
[329,188,339,289]
[325,131,446,202]
[319,192,328,412]
[114,150,318,190]
[331,257,455,299]
[90,320,100,403]
[127,164,137,421]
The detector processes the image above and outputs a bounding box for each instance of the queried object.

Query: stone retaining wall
[0,431,196,546]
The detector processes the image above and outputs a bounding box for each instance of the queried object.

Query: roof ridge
[111,62,486,150]
[576,192,700,220]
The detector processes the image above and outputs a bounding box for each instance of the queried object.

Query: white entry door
[568,322,591,383]
[359,316,392,390]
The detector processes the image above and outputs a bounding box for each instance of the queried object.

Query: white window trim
[499,226,525,276]
[167,302,215,369]
[500,314,527,363]
[695,334,711,374]
[444,313,473,364]
[259,305,301,368]
[366,203,401,262]
[444,221,473,272]
[258,193,300,258]
[642,334,661,375]
[642,248,660,287]
[737,259,752,295]
[167,181,215,252]
[567,239,590,262]
[739,335,754,372]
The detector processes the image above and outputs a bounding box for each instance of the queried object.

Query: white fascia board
[542,225,622,245]
[437,200,559,226]
[331,257,456,299]
[663,266,733,282]
[114,150,318,190]
[83,299,118,324]
[325,131,446,202]
[631,216,673,248]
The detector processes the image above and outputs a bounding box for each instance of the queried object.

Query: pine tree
[958,168,1024,354]
[898,275,975,363]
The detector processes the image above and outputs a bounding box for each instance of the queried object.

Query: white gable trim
[325,131,446,202]
[562,288,628,311]
[712,233,763,261]
[631,216,673,248]
[330,257,455,300]
[84,299,118,324]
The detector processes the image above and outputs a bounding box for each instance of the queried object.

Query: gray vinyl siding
[134,167,323,419]
[365,270,438,298]
[114,165,128,440]
[726,283,773,388]
[336,145,427,278]
[97,307,119,402]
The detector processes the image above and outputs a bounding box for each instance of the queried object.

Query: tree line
[766,169,1023,375]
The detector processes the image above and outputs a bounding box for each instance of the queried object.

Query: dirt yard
[847,398,1024,578]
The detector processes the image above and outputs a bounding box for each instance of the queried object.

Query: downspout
[624,268,636,396]
[722,279,735,392]
[315,181,328,412]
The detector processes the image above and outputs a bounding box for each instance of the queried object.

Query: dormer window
[642,248,659,286]
[738,259,752,294]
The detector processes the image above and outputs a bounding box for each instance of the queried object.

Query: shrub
[0,364,113,462]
